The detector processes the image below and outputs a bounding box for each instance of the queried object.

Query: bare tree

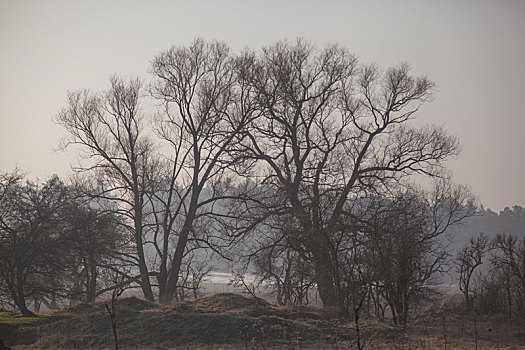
[148,39,253,304]
[56,77,157,301]
[492,234,525,294]
[456,233,489,310]
[105,274,125,350]
[337,234,370,350]
[252,226,316,306]
[358,181,475,326]
[490,233,525,318]
[62,199,127,303]
[235,39,461,311]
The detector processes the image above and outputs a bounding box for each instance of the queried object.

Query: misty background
[1,0,524,213]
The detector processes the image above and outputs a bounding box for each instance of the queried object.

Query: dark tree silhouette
[0,173,68,316]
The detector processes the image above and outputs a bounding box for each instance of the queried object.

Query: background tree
[455,233,489,310]
[251,220,316,306]
[0,173,69,316]
[338,237,369,350]
[489,233,525,318]
[359,181,475,326]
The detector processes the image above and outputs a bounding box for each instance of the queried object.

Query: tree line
[3,39,513,326]
[0,173,125,316]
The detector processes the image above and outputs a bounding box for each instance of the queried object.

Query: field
[1,293,524,349]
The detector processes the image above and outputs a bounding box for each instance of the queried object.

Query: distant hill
[447,205,525,254]
[436,205,525,284]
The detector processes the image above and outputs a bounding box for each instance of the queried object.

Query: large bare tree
[236,39,462,309]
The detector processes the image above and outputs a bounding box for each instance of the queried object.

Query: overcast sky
[1,0,524,211]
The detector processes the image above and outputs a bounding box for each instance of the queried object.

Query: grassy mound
[4,293,522,349]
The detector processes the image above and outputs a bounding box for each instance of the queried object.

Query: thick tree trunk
[315,260,338,307]
[162,225,190,304]
[309,236,345,313]
[157,269,168,305]
[17,302,35,317]
[136,245,154,302]
[134,200,155,302]
[13,294,35,317]
[161,189,199,305]
[11,278,35,317]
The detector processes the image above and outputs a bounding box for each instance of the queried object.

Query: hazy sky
[1,0,524,211]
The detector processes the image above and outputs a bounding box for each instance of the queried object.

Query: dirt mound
[65,296,158,315]
[194,293,270,311]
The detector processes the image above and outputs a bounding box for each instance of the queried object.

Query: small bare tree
[0,173,70,316]
[361,180,476,326]
[490,233,525,318]
[456,233,489,310]
[56,77,157,301]
[105,275,125,350]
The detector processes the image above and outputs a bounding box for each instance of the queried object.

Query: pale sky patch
[1,0,524,211]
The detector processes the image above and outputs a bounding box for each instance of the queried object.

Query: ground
[1,293,524,349]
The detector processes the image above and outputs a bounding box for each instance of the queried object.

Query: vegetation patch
[0,312,48,325]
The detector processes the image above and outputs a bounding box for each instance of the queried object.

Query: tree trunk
[18,302,36,317]
[136,241,154,302]
[12,279,35,317]
[14,294,35,317]
[157,269,168,305]
[354,307,364,350]
[87,261,97,303]
[162,221,193,304]
[464,287,470,310]
[134,202,155,302]
[314,259,338,307]
[388,301,398,326]
[309,237,346,314]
